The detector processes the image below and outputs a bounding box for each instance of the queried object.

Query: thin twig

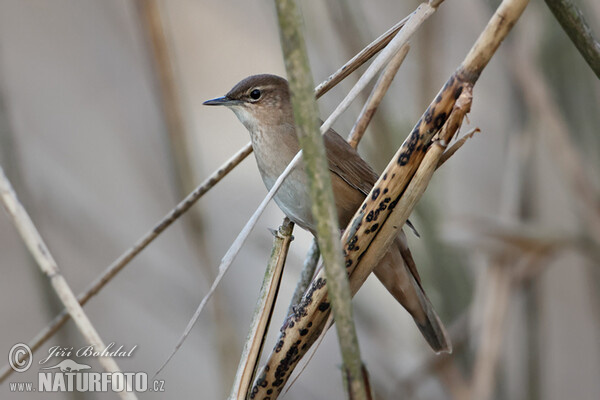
[0,167,136,400]
[437,128,480,168]
[314,15,410,97]
[319,2,439,139]
[347,44,410,148]
[544,0,600,79]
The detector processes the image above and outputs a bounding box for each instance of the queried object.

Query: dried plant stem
[320,2,440,138]
[137,0,193,193]
[229,220,294,400]
[544,0,600,79]
[471,260,514,400]
[347,88,473,298]
[289,91,472,397]
[347,44,410,148]
[289,115,477,399]
[0,167,136,400]
[0,144,252,383]
[314,15,409,97]
[275,0,368,398]
[471,72,535,398]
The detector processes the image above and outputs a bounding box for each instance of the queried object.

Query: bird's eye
[250,89,261,100]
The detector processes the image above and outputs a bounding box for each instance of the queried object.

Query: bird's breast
[251,130,316,232]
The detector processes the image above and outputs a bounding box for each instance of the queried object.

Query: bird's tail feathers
[373,234,452,353]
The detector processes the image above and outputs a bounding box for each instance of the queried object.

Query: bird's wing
[323,127,421,238]
[323,128,378,195]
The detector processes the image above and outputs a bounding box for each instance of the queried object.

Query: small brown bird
[204,74,451,353]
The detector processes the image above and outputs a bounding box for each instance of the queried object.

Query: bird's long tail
[373,231,452,354]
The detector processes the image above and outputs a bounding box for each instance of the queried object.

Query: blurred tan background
[0,1,599,399]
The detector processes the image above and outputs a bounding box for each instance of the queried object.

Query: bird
[204,74,451,353]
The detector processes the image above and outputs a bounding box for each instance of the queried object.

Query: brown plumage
[204,74,451,353]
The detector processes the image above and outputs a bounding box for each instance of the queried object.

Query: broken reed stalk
[251,0,528,397]
[437,128,479,168]
[544,0,600,79]
[346,86,473,299]
[0,167,137,400]
[284,126,480,397]
[275,0,368,398]
[229,219,294,400]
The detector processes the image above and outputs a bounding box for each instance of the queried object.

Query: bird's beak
[203,96,239,106]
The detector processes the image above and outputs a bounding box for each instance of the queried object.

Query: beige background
[0,1,599,399]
